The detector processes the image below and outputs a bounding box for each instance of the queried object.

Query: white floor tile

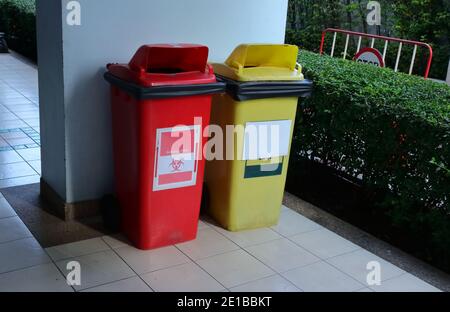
[0,112,19,122]
[5,137,35,146]
[245,238,319,273]
[176,228,239,260]
[0,95,25,102]
[0,151,23,165]
[211,225,282,248]
[229,275,301,292]
[282,261,365,292]
[114,245,190,274]
[281,205,291,213]
[0,237,50,274]
[28,160,41,174]
[0,139,8,149]
[102,234,131,249]
[370,274,441,292]
[4,104,36,112]
[0,162,36,179]
[0,120,27,130]
[290,228,361,259]
[327,249,405,285]
[13,111,40,119]
[141,262,225,292]
[271,210,323,237]
[46,237,111,261]
[0,216,33,243]
[0,263,73,292]
[82,276,152,292]
[23,118,40,128]
[0,197,16,219]
[196,250,274,288]
[16,147,41,161]
[55,250,135,291]
[0,131,28,140]
[0,174,40,188]
[198,220,211,230]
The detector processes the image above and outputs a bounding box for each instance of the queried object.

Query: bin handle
[295,63,302,73]
[206,63,214,75]
[231,61,244,74]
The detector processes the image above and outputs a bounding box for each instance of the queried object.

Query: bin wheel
[100,194,121,233]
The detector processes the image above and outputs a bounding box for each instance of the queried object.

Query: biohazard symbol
[169,159,184,172]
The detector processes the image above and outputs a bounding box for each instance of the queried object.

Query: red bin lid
[107,44,217,87]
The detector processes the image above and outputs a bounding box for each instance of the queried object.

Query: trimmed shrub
[292,51,450,269]
[0,0,36,61]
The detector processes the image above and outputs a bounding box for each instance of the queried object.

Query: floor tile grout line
[208,227,286,249]
[323,253,398,289]
[76,275,147,293]
[0,214,20,221]
[172,244,229,291]
[102,230,292,291]
[0,172,40,182]
[0,143,41,175]
[0,259,55,277]
[2,106,37,130]
[0,190,74,290]
[177,244,242,262]
[203,219,285,249]
[366,271,438,291]
[261,211,371,290]
[40,246,77,292]
[45,246,113,263]
[0,234,35,247]
[0,159,29,166]
[197,222,293,287]
[1,76,39,104]
[227,273,303,292]
[285,238,369,289]
[101,236,155,292]
[46,236,143,291]
[200,216,338,280]
[283,231,364,261]
[278,207,420,285]
[0,176,41,190]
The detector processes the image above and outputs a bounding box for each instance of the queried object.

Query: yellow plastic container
[205,44,313,231]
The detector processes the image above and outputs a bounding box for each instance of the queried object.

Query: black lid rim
[215,75,314,101]
[104,72,226,100]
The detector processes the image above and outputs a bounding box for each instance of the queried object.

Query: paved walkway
[0,53,41,189]
[0,53,442,292]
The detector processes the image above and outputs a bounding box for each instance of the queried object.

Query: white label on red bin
[153,125,201,191]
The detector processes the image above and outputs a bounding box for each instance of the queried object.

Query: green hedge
[0,0,36,61]
[293,51,450,267]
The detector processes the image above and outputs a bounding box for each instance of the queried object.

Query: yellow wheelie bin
[205,44,313,231]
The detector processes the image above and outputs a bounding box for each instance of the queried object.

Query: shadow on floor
[1,183,111,248]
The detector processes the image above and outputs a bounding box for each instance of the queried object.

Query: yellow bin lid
[213,44,304,82]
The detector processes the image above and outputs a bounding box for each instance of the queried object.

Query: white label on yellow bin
[153,125,201,191]
[242,120,292,161]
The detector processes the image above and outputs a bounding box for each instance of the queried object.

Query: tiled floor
[0,190,441,292]
[0,53,41,189]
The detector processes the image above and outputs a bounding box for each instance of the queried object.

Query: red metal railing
[319,28,433,79]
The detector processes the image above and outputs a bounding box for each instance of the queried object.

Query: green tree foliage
[286,0,450,79]
[0,0,36,61]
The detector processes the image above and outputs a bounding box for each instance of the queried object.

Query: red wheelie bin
[104,44,224,250]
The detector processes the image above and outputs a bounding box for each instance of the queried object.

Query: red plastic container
[105,44,224,250]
